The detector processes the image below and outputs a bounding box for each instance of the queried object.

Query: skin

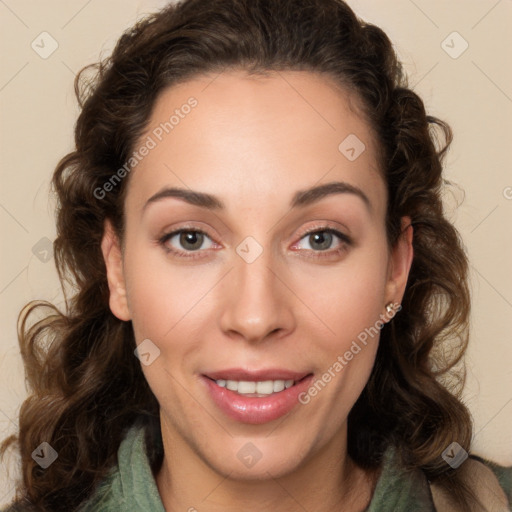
[101,69,413,512]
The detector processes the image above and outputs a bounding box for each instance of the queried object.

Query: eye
[292,226,352,259]
[159,228,217,259]
[158,225,352,261]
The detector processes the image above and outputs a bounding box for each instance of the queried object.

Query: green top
[3,422,511,511]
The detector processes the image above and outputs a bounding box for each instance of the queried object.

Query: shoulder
[430,455,512,512]
[366,445,437,511]
[76,425,143,511]
[78,420,162,511]
[0,471,122,512]
[367,444,512,512]
[2,421,163,512]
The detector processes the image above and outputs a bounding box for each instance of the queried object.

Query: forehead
[125,69,386,218]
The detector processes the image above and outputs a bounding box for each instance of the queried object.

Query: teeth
[238,381,256,394]
[215,379,296,395]
[257,381,274,394]
[273,380,285,392]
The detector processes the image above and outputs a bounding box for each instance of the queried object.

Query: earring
[386,302,396,315]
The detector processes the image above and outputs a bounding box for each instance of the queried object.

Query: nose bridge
[218,239,294,342]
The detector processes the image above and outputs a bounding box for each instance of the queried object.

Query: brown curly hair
[1,0,481,509]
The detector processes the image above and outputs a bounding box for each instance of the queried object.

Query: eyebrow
[143,181,371,213]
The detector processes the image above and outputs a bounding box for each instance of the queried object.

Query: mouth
[201,369,314,424]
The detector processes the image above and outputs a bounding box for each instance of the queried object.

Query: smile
[201,371,314,424]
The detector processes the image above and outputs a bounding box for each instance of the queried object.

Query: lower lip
[201,374,314,424]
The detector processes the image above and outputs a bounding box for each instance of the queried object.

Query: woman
[1,0,511,510]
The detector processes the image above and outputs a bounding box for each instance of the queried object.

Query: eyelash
[158,225,352,261]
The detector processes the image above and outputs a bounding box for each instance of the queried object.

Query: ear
[384,216,414,307]
[101,219,131,321]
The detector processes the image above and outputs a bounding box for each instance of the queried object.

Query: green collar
[365,444,435,511]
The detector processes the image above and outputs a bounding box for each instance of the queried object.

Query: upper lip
[203,368,312,381]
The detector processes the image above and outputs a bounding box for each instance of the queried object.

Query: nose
[218,245,296,344]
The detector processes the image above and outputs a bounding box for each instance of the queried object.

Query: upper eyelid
[299,225,351,240]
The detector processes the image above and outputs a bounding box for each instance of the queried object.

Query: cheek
[299,248,388,416]
[122,237,223,352]
[300,243,390,345]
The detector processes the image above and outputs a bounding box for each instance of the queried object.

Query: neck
[155,418,379,512]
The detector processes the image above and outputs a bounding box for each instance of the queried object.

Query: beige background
[1,0,511,506]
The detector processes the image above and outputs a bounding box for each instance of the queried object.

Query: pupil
[181,231,203,250]
[311,232,331,251]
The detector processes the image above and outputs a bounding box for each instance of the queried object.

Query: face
[102,69,413,481]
